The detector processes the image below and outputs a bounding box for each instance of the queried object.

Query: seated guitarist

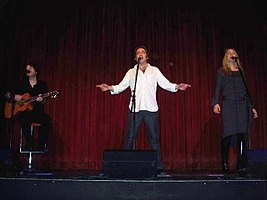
[13,63,51,151]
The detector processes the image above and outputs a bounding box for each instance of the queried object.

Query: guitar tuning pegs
[50,90,59,99]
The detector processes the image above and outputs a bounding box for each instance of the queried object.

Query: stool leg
[30,125,34,150]
[28,152,32,171]
[20,128,23,152]
[20,124,48,174]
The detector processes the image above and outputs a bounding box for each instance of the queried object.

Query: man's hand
[36,94,43,102]
[96,83,113,92]
[176,83,191,91]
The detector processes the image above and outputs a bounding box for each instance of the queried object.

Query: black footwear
[222,162,229,174]
[38,147,49,152]
[37,146,48,152]
[157,168,164,173]
[38,144,48,152]
[223,172,235,178]
[23,147,33,151]
[221,136,231,174]
[236,168,247,178]
[24,143,33,151]
[157,171,167,176]
[42,148,49,153]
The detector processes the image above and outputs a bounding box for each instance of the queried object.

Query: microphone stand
[4,92,15,149]
[130,59,140,150]
[8,98,15,149]
[233,58,253,149]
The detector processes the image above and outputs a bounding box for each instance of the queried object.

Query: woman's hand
[252,108,258,119]
[213,104,221,114]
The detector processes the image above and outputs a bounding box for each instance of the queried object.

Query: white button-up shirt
[111,64,178,112]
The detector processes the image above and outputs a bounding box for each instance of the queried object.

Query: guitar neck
[25,92,50,103]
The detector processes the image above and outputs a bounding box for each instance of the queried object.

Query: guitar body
[4,90,59,119]
[5,93,34,118]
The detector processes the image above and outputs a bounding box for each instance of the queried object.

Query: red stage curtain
[2,0,267,171]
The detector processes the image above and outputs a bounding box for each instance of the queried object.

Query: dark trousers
[124,110,163,170]
[18,111,51,149]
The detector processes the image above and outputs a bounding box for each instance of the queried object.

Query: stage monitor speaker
[0,148,21,176]
[247,149,267,178]
[102,150,158,178]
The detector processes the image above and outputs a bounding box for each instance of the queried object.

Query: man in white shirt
[96,46,191,172]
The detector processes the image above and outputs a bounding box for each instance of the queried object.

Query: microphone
[26,69,31,73]
[231,56,239,60]
[137,56,142,62]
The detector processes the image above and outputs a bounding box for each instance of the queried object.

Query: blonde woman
[212,48,258,177]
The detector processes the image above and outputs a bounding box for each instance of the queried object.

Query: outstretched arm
[96,83,114,92]
[176,83,191,91]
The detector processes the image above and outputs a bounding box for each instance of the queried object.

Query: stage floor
[1,169,267,200]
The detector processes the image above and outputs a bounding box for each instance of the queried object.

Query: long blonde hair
[222,48,244,74]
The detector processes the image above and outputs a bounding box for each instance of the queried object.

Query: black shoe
[39,147,49,153]
[23,147,33,151]
[24,144,33,151]
[223,172,235,178]
[38,143,48,152]
[222,161,229,174]
[236,168,247,178]
[42,148,49,153]
[38,145,48,152]
[157,171,166,175]
[157,168,163,173]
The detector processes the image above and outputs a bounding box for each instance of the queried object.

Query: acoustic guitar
[4,90,59,118]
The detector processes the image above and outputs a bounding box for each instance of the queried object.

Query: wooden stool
[19,122,46,172]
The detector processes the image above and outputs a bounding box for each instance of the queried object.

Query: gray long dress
[212,68,253,138]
